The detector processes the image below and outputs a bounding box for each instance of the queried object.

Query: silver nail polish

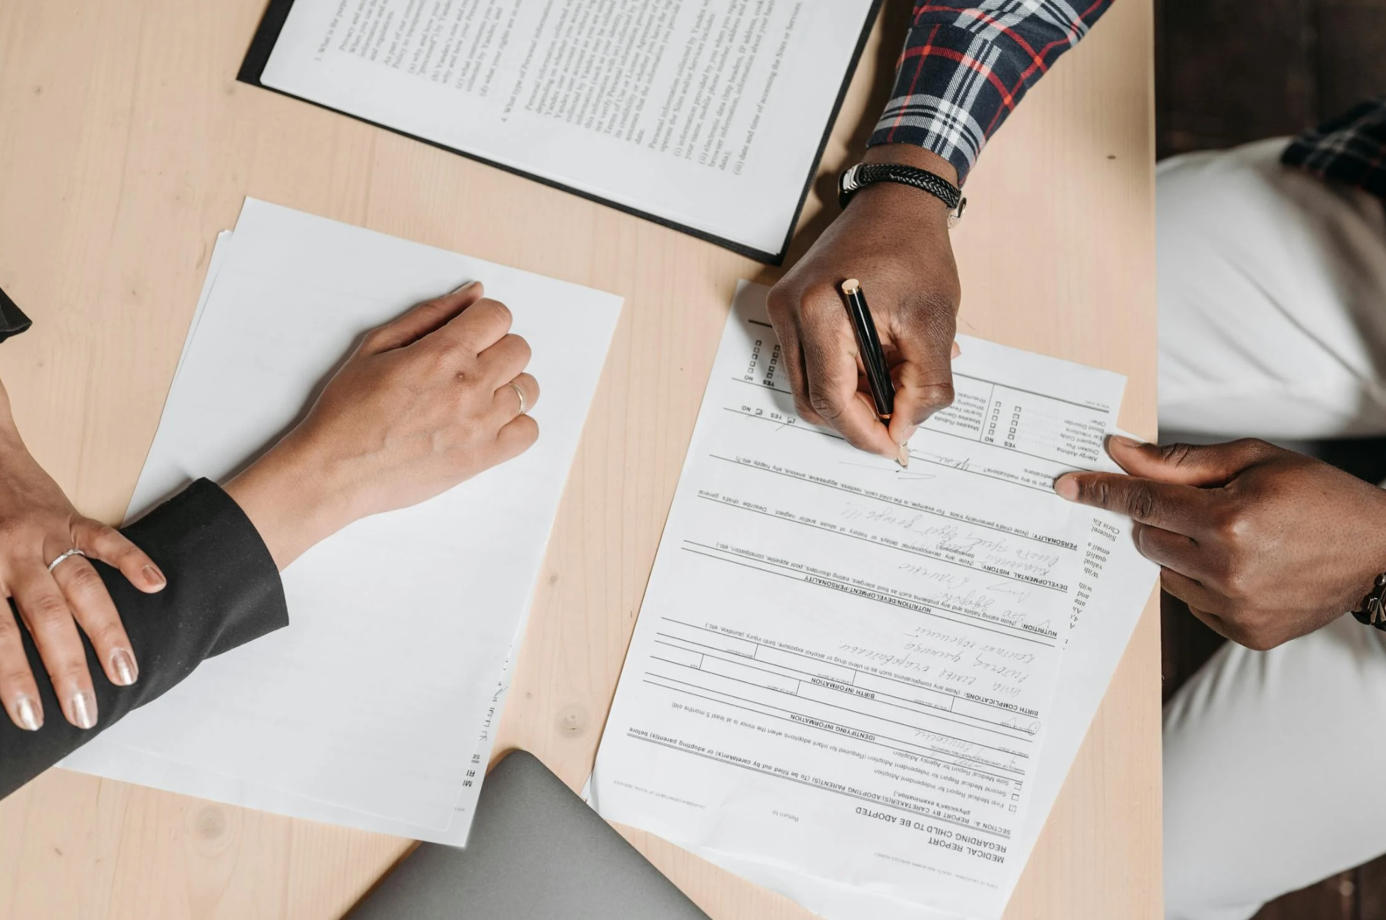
[71,689,97,730]
[15,695,41,731]
[449,280,480,296]
[111,648,139,686]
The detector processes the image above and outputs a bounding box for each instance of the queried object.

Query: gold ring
[510,381,527,416]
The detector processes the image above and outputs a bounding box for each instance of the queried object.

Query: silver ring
[510,381,527,416]
[47,548,86,573]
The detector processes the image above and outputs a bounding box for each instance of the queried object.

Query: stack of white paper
[590,282,1158,919]
[61,199,622,845]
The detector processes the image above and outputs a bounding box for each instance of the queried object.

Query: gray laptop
[345,750,712,920]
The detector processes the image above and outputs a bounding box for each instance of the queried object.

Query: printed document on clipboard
[238,0,882,263]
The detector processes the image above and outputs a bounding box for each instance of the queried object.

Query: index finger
[363,281,486,354]
[1053,471,1212,535]
[79,520,165,593]
[884,304,957,448]
[799,297,897,458]
[424,297,513,356]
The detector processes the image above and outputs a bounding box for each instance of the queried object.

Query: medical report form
[591,282,1129,919]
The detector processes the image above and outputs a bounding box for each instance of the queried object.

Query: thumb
[1105,436,1274,486]
[886,316,957,447]
[363,280,485,354]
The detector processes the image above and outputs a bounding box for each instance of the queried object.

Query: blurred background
[1157,0,1386,157]
[1155,1,1386,916]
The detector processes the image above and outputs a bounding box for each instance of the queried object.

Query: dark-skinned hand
[767,145,962,461]
[1056,437,1386,651]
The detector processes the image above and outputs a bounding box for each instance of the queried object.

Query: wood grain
[0,1,1158,917]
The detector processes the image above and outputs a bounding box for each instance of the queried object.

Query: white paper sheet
[69,644,518,844]
[256,0,878,258]
[1002,493,1159,896]
[590,282,1130,919]
[70,229,513,842]
[172,230,231,384]
[61,199,621,842]
[617,467,1159,920]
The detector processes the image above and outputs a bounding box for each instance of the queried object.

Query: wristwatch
[1352,572,1386,630]
[838,162,967,227]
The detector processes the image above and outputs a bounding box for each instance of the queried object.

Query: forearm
[223,431,354,571]
[870,1,1115,182]
[0,279,538,795]
[0,480,287,799]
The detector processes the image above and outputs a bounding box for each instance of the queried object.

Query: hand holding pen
[839,279,960,467]
[765,149,962,462]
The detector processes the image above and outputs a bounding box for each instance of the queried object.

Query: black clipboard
[237,0,885,265]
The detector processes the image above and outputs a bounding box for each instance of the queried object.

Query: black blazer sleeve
[0,478,288,799]
[0,285,32,344]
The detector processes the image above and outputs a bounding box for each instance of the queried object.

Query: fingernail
[897,443,910,468]
[1109,435,1143,450]
[142,563,166,589]
[1054,476,1078,500]
[70,689,97,730]
[111,648,139,686]
[15,695,41,731]
[951,341,962,359]
[449,280,481,296]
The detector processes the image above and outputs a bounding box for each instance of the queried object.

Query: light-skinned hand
[224,281,540,570]
[0,379,166,732]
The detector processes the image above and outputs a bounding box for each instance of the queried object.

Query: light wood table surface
[0,1,1159,917]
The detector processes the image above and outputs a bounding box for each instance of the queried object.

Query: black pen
[840,277,895,421]
[840,279,908,467]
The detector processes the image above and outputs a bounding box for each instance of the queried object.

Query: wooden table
[0,1,1160,917]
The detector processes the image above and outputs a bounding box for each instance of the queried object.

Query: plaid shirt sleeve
[870,1,1115,183]
[1281,95,1386,201]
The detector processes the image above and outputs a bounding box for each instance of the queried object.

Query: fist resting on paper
[226,280,540,570]
[1056,437,1386,650]
[767,145,961,460]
